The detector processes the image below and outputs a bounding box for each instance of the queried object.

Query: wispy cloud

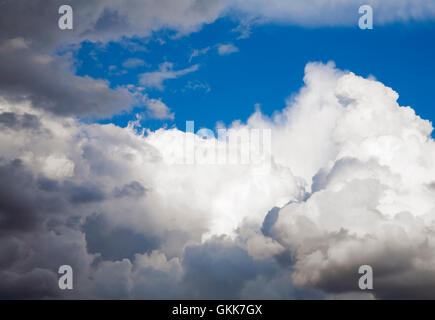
[122,58,148,69]
[183,80,211,93]
[189,47,211,62]
[217,43,239,56]
[139,62,199,90]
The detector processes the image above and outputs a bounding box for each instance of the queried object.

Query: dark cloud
[0,0,137,117]
[0,155,318,299]
[0,269,60,300]
[0,159,49,232]
[83,214,159,261]
[0,112,41,131]
[64,181,106,204]
[114,181,147,198]
[0,50,135,117]
[181,237,277,299]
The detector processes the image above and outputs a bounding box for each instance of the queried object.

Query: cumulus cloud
[0,93,301,298]
[1,61,435,299]
[129,91,175,120]
[246,62,435,299]
[1,0,435,299]
[145,98,174,120]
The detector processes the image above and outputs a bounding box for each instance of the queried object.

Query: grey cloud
[0,0,227,117]
[0,269,60,300]
[0,137,317,299]
[83,214,159,261]
[231,0,435,26]
[114,181,147,198]
[64,181,106,204]
[181,237,278,299]
[261,206,279,237]
[0,112,41,131]
[0,50,135,117]
[266,157,435,299]
[0,159,52,232]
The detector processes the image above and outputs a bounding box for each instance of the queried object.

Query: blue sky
[74,18,435,134]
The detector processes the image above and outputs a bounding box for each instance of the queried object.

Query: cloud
[0,37,29,53]
[1,61,435,299]
[0,0,223,117]
[180,236,278,299]
[0,1,434,118]
[232,20,254,39]
[83,213,159,261]
[246,62,435,299]
[217,43,239,55]
[1,1,432,51]
[189,47,211,62]
[139,62,199,90]
[0,1,227,50]
[145,98,175,120]
[0,45,136,117]
[0,93,302,298]
[122,58,147,69]
[1,1,434,299]
[129,91,175,119]
[0,112,41,132]
[230,0,435,26]
[183,80,211,93]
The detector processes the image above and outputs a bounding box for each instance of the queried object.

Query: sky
[1,0,435,300]
[75,17,435,133]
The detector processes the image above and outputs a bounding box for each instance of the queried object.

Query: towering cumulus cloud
[1,61,434,299]
[251,62,435,299]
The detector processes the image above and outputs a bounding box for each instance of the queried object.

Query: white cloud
[139,62,199,90]
[2,61,435,299]
[145,98,174,120]
[245,61,435,298]
[189,47,211,62]
[122,58,147,69]
[218,43,239,55]
[232,20,254,39]
[183,80,211,93]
